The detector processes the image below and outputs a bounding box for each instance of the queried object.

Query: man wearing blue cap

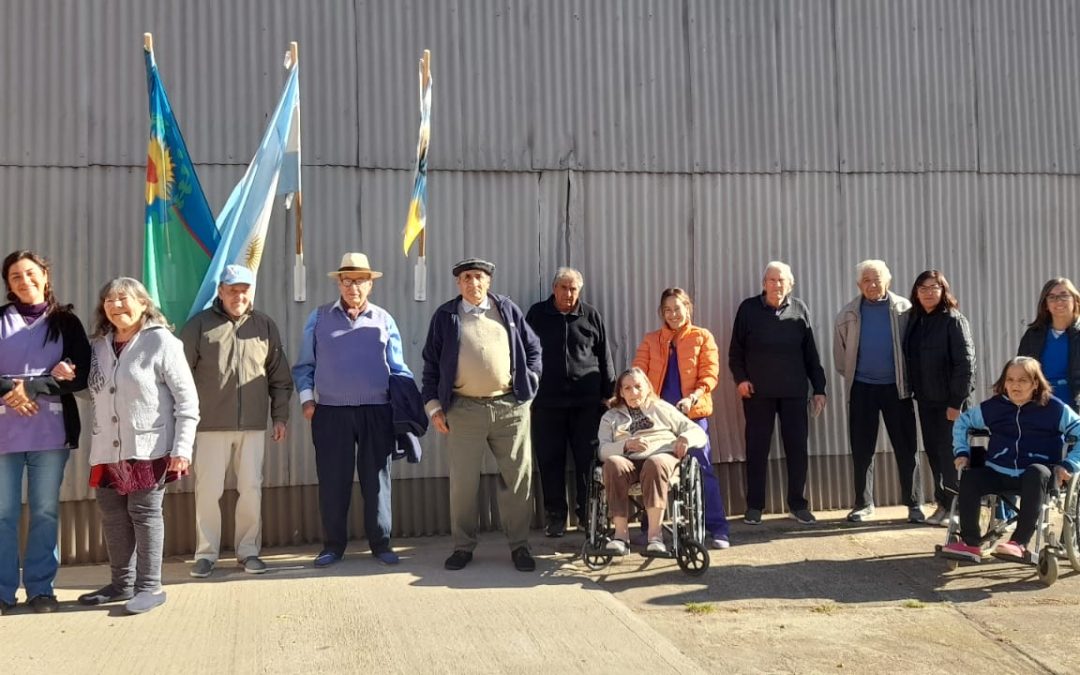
[180,264,294,577]
[422,258,543,571]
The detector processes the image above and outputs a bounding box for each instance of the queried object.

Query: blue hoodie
[953,394,1080,477]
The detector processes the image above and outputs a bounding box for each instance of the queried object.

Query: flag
[189,63,300,317]
[143,47,219,327]
[403,54,432,256]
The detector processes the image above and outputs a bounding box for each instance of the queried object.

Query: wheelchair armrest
[968,429,990,439]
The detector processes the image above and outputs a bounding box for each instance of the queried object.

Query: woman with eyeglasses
[1017,278,1080,412]
[902,270,976,526]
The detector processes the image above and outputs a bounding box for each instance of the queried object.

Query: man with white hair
[834,259,923,523]
[526,267,615,537]
[729,261,827,525]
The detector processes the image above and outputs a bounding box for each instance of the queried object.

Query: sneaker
[846,505,875,522]
[27,594,59,613]
[373,549,400,565]
[645,538,668,555]
[511,546,536,572]
[545,519,566,538]
[77,584,133,606]
[313,551,342,568]
[924,505,951,527]
[907,506,926,524]
[604,539,629,556]
[1,599,16,615]
[993,540,1027,560]
[941,541,982,563]
[743,508,763,525]
[790,508,817,525]
[124,590,166,614]
[190,558,214,578]
[240,556,267,574]
[708,535,731,550]
[444,550,473,571]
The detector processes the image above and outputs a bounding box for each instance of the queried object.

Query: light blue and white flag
[188,62,300,318]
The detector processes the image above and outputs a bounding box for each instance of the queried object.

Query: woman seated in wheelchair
[598,367,708,557]
[942,356,1080,562]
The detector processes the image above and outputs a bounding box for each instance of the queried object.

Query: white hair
[762,261,794,285]
[552,267,584,288]
[855,259,892,285]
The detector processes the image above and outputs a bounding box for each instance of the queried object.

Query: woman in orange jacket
[633,288,729,548]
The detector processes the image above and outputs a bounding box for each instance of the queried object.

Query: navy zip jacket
[953,394,1080,477]
[390,372,427,463]
[421,293,543,412]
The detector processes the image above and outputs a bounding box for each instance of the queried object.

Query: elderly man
[834,259,923,523]
[526,267,615,537]
[422,258,543,571]
[293,253,412,567]
[181,264,293,577]
[729,261,827,526]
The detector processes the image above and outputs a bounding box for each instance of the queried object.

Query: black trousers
[917,402,958,508]
[742,396,809,512]
[531,404,603,523]
[958,465,1051,547]
[848,381,920,509]
[311,404,394,555]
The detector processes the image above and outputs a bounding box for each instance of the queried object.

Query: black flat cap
[452,257,496,277]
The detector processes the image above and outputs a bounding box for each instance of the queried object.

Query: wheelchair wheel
[581,542,614,571]
[676,539,710,577]
[1064,473,1080,573]
[1038,547,1059,586]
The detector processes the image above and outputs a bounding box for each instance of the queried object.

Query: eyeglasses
[916,284,942,293]
[339,277,371,288]
[1046,293,1073,303]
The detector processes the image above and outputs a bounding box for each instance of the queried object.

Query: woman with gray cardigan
[59,277,199,614]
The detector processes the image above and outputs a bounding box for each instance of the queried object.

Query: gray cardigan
[88,323,200,465]
[833,291,912,400]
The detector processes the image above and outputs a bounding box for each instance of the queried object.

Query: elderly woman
[729,261,827,526]
[598,368,707,556]
[0,251,90,615]
[66,278,199,614]
[834,260,923,524]
[1017,278,1080,411]
[633,288,729,548]
[903,270,975,526]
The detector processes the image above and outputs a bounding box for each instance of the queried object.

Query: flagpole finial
[144,33,153,53]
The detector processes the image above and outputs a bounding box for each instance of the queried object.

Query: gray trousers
[446,395,533,551]
[96,485,165,594]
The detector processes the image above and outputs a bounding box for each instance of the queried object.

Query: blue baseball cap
[220,264,255,286]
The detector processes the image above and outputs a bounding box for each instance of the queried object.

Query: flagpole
[287,41,306,302]
[413,49,431,302]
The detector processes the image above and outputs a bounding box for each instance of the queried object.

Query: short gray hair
[552,267,584,288]
[762,261,794,285]
[855,259,891,285]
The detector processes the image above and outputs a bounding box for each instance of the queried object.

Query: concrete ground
[3,506,1079,674]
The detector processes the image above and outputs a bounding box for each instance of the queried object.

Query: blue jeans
[0,449,70,604]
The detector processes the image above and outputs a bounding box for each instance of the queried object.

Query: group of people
[3,247,1080,617]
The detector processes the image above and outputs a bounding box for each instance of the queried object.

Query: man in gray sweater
[180,265,294,577]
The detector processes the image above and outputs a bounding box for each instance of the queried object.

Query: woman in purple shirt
[0,250,90,614]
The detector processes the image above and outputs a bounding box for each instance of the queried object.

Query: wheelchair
[935,431,1080,585]
[580,452,711,576]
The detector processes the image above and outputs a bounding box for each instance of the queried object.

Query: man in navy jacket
[422,258,543,572]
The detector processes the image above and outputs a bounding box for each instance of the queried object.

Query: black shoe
[27,594,59,613]
[545,519,566,538]
[78,584,134,606]
[0,599,15,615]
[511,546,536,572]
[444,550,473,571]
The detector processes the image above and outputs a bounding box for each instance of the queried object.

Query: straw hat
[327,252,382,279]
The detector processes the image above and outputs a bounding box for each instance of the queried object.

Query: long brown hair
[657,287,694,324]
[2,249,75,343]
[992,357,1052,406]
[1029,277,1080,328]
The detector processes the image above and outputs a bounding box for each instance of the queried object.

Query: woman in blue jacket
[942,357,1080,563]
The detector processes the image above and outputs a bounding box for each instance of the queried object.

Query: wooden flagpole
[286,41,306,302]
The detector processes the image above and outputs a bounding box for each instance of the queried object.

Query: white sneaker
[708,536,730,550]
[646,539,667,555]
[924,506,951,527]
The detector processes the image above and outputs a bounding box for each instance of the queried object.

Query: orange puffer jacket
[632,323,719,420]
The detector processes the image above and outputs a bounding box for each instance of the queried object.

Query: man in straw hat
[293,253,412,567]
[422,258,543,572]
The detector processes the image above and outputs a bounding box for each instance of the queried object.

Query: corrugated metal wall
[4,0,1080,561]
